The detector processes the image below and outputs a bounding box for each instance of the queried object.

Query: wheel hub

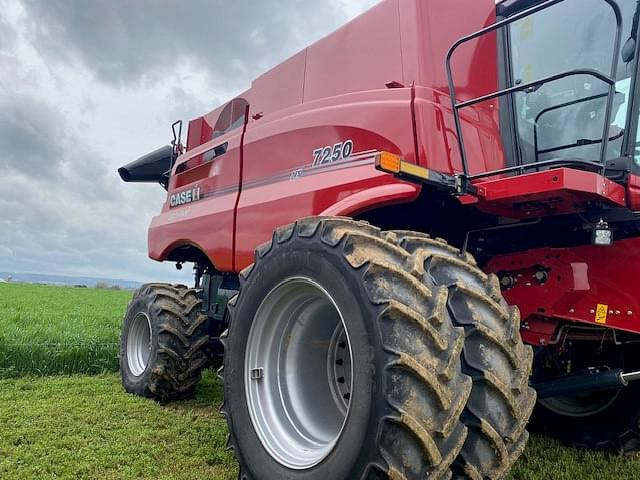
[244,277,353,470]
[327,326,352,414]
[127,312,152,377]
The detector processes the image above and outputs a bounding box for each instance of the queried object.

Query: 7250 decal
[312,140,354,167]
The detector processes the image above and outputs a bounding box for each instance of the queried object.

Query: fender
[149,234,216,268]
[319,182,421,217]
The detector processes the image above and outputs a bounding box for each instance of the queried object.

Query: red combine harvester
[118,0,640,477]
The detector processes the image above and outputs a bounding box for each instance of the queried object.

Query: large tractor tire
[390,231,536,479]
[221,217,534,479]
[120,283,210,400]
[222,217,471,480]
[531,344,640,452]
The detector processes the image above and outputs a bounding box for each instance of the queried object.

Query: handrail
[445,0,623,180]
[457,69,614,109]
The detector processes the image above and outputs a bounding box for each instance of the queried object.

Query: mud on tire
[221,217,472,480]
[391,231,536,479]
[120,283,210,400]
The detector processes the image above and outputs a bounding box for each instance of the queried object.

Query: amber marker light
[375,151,402,173]
[375,151,430,181]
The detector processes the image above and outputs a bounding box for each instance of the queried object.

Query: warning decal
[595,304,608,324]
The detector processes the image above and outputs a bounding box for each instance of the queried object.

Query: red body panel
[473,168,627,218]
[149,118,246,272]
[145,0,640,342]
[626,173,640,210]
[487,238,640,343]
[149,0,499,270]
[235,88,418,269]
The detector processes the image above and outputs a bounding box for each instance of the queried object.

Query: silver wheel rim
[245,277,353,469]
[127,312,152,377]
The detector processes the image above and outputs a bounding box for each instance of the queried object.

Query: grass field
[0,283,128,377]
[1,282,640,479]
[0,372,237,479]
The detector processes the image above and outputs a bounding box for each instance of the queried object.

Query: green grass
[2,283,640,479]
[0,283,130,377]
[509,436,640,479]
[0,372,237,480]
[0,372,638,480]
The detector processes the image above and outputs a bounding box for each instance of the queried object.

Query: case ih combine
[118,0,640,477]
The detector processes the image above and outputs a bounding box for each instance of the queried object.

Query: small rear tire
[120,283,211,400]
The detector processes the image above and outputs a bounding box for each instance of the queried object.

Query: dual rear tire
[221,217,535,479]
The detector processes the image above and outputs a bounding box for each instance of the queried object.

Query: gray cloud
[0,165,170,280]
[0,0,378,283]
[0,94,66,177]
[0,11,16,49]
[0,89,164,280]
[21,0,349,88]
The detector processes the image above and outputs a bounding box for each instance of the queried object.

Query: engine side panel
[148,0,501,272]
[487,238,640,343]
[235,89,419,270]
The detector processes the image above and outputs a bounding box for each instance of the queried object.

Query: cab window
[508,0,637,164]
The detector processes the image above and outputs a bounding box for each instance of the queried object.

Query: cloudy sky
[0,0,377,283]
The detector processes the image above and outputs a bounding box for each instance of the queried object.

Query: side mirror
[622,37,636,63]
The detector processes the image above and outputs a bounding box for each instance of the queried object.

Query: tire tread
[223,217,472,480]
[392,232,536,480]
[121,283,210,400]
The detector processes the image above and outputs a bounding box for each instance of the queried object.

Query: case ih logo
[170,187,201,208]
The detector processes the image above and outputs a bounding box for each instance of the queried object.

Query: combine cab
[118,0,640,477]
